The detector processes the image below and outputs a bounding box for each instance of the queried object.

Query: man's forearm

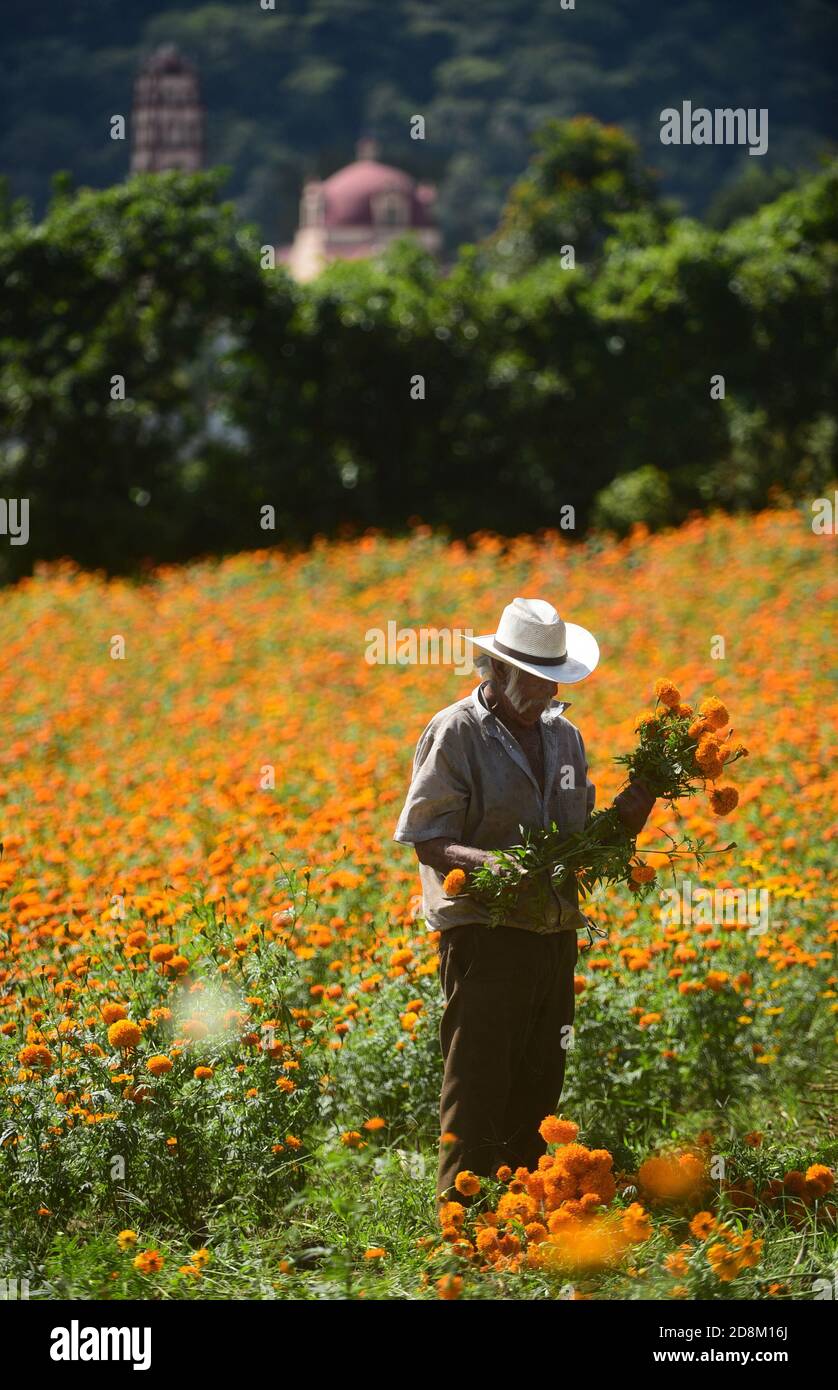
[414,837,493,877]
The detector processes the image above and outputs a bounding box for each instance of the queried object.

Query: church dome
[302,139,436,230]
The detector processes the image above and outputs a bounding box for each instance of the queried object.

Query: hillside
[2,0,836,246]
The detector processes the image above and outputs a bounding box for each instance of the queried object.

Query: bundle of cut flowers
[442,680,748,929]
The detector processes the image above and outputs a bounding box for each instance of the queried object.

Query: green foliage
[1,155,837,579]
[492,116,665,271]
[593,466,675,535]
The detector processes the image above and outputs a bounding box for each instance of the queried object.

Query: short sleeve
[393,721,470,846]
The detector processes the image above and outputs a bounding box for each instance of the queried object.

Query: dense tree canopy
[1,128,835,580]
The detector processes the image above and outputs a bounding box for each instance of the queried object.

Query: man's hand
[614,776,656,835]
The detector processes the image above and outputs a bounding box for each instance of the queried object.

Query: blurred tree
[490,116,667,272]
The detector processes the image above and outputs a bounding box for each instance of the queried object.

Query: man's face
[493,659,558,725]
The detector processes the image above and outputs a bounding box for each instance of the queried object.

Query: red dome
[313,158,436,229]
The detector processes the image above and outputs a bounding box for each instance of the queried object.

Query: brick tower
[130,44,205,174]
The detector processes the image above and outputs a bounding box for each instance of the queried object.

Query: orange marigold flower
[100,1003,128,1025]
[442,869,467,897]
[710,785,739,816]
[695,734,725,777]
[689,1210,716,1239]
[539,1115,579,1145]
[497,1191,538,1223]
[436,1274,463,1300]
[193,1065,214,1080]
[340,1130,364,1148]
[363,1247,386,1260]
[107,1019,141,1050]
[363,1116,386,1131]
[454,1170,481,1197]
[149,943,176,964]
[654,679,681,708]
[707,1241,743,1283]
[622,1202,652,1242]
[146,1054,173,1076]
[805,1164,834,1199]
[18,1043,53,1070]
[698,697,729,731]
[133,1248,164,1275]
[629,864,656,885]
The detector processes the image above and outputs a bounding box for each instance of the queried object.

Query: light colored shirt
[393,682,596,934]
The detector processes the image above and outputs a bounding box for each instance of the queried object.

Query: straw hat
[469,596,599,685]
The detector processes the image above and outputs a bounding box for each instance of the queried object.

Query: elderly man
[393,597,655,1204]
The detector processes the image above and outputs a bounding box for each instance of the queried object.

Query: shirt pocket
[551,782,588,834]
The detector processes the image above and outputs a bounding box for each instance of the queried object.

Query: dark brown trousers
[436,922,578,1202]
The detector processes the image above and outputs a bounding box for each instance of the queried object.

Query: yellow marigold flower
[710,785,739,816]
[539,1115,579,1145]
[193,1065,214,1080]
[454,1170,481,1197]
[107,1019,141,1050]
[400,1011,419,1031]
[116,1229,138,1250]
[146,1054,173,1076]
[654,679,681,708]
[133,1248,164,1275]
[192,1248,211,1267]
[442,868,467,897]
[100,1003,128,1025]
[698,697,729,731]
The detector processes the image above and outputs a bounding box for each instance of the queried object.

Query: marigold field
[1,508,835,1300]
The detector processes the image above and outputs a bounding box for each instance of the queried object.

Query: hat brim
[466,622,599,685]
